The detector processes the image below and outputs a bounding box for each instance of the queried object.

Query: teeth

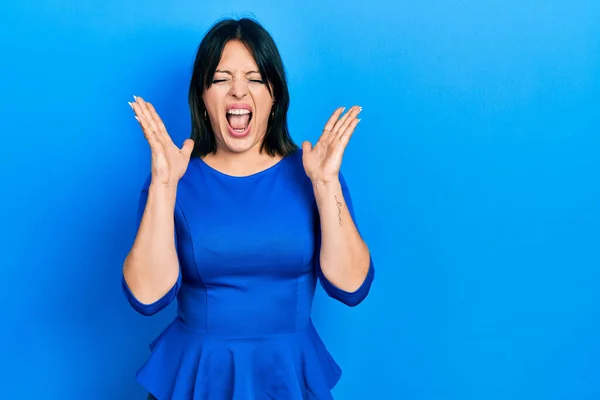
[227,109,251,115]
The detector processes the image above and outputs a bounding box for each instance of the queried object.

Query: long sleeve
[121,175,182,316]
[315,172,375,307]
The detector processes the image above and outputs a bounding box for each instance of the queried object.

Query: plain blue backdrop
[1,1,599,399]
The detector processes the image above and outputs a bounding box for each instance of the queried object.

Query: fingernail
[134,116,139,122]
[359,107,363,112]
[341,107,346,112]
[133,95,137,101]
[357,118,361,123]
[128,102,133,109]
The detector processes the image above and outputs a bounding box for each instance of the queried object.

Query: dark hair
[188,18,298,158]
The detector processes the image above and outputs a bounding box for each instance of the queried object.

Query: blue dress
[122,149,375,400]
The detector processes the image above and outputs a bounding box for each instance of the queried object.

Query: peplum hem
[136,317,342,400]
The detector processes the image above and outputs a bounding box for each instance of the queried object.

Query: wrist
[312,179,342,201]
[148,182,178,203]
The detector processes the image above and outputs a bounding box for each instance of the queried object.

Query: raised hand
[301,106,362,185]
[129,96,194,187]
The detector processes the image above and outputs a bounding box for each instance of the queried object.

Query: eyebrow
[214,69,261,75]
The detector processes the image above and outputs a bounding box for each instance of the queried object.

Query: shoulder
[285,147,303,164]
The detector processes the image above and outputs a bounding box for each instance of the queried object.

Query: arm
[121,176,182,316]
[314,172,374,307]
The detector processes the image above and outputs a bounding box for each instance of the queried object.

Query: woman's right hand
[130,96,195,187]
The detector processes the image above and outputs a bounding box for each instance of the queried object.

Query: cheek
[256,101,273,121]
[252,94,274,120]
[203,89,223,113]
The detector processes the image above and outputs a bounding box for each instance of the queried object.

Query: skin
[302,107,371,294]
[123,39,370,305]
[201,40,279,176]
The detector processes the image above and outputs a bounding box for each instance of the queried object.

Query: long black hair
[188,18,298,158]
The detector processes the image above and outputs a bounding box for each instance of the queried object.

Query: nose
[229,75,248,99]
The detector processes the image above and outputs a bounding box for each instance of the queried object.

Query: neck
[204,143,282,177]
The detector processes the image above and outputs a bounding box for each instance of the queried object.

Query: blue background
[1,1,599,399]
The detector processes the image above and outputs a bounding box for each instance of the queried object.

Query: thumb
[181,138,195,158]
[301,140,312,153]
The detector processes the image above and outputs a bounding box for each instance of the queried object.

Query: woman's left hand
[301,106,362,185]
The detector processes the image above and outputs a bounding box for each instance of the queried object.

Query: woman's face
[203,40,274,155]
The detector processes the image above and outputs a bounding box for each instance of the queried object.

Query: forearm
[123,183,180,305]
[314,179,371,292]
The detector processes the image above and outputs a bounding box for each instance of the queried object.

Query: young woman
[122,17,375,400]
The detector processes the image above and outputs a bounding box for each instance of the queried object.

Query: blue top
[122,148,375,400]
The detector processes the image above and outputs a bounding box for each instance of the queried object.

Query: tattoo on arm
[335,195,343,226]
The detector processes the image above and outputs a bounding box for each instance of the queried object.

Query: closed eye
[212,79,264,84]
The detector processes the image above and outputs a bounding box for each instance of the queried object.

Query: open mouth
[226,109,253,135]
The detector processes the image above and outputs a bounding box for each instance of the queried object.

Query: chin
[224,139,256,154]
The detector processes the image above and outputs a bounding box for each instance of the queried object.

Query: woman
[122,17,375,400]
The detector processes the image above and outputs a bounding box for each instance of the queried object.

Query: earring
[204,109,207,119]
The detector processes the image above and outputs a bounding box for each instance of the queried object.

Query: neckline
[196,150,297,180]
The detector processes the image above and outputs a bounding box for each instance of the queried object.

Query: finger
[338,118,360,148]
[130,100,148,127]
[135,114,162,153]
[323,107,346,132]
[135,97,158,131]
[331,107,353,134]
[146,102,168,134]
[321,107,346,144]
[134,113,153,141]
[145,102,174,146]
[333,106,361,135]
[181,138,195,158]
[336,108,362,139]
[135,96,161,136]
[301,140,313,153]
[131,102,158,140]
